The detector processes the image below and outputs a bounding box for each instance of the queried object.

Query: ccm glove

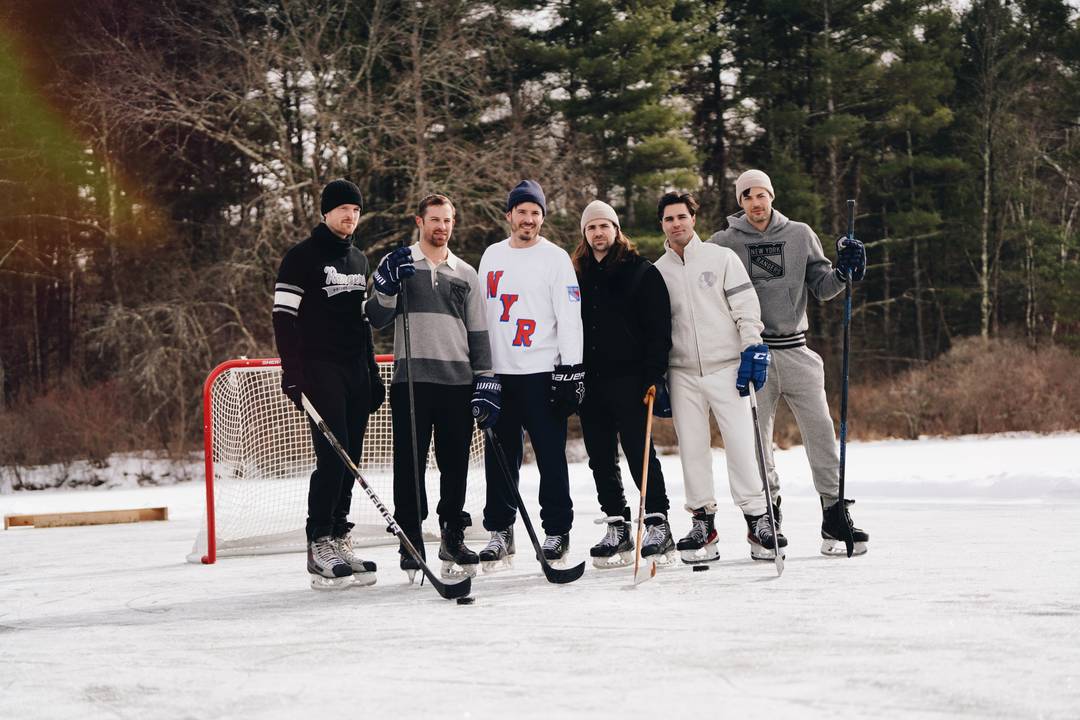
[471,376,502,430]
[835,235,866,282]
[373,247,416,295]
[280,364,308,413]
[550,364,586,418]
[736,344,771,397]
[649,377,673,419]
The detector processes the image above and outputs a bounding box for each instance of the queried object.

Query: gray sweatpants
[757,345,840,504]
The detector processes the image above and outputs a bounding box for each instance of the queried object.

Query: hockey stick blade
[484,428,585,584]
[302,395,471,600]
[632,560,658,587]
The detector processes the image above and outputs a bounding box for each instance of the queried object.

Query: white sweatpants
[669,365,766,517]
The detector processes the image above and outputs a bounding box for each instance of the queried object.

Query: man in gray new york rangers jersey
[709,169,869,556]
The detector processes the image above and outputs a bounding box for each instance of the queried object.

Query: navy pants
[390,382,474,539]
[483,372,573,535]
[304,358,372,541]
[579,374,669,519]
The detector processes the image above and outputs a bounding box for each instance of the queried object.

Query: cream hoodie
[653,233,764,376]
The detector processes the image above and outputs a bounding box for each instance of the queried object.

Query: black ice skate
[590,515,634,569]
[399,531,427,584]
[332,531,377,587]
[308,536,354,591]
[479,527,515,573]
[438,523,480,579]
[745,512,788,561]
[821,498,869,556]
[640,513,676,565]
[542,532,571,568]
[676,508,719,564]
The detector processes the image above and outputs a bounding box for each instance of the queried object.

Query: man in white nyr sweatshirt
[652,191,787,564]
[476,180,585,570]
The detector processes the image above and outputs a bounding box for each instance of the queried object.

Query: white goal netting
[188,357,487,563]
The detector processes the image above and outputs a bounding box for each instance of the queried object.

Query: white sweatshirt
[653,233,764,376]
[477,237,584,375]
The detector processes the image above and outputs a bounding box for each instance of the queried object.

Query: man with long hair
[572,200,675,568]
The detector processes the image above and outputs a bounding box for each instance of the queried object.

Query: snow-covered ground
[2,433,1079,719]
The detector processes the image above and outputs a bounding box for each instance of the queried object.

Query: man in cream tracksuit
[709,170,869,556]
[653,191,786,563]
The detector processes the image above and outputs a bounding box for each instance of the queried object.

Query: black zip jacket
[578,252,672,385]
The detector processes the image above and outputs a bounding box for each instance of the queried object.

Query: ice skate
[640,513,676,566]
[438,523,480,579]
[332,531,377,587]
[399,534,427,584]
[307,536,354,590]
[542,532,571,568]
[745,512,788,561]
[821,498,869,556]
[676,508,719,565]
[479,527,515,573]
[589,515,633,569]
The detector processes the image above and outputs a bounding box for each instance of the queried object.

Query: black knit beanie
[320,179,363,215]
[506,180,547,216]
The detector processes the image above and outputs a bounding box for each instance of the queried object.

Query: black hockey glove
[280,364,308,413]
[648,377,672,419]
[550,364,585,418]
[835,235,866,282]
[471,376,502,430]
[373,247,416,295]
[736,343,770,397]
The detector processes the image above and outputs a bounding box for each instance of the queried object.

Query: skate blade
[310,574,355,591]
[350,571,377,588]
[545,555,569,569]
[679,544,720,565]
[749,540,787,561]
[591,550,634,569]
[441,560,479,579]
[481,555,514,574]
[641,549,677,567]
[403,568,418,584]
[821,539,868,556]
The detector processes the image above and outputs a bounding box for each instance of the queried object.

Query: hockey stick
[632,387,657,585]
[301,394,471,600]
[748,386,784,576]
[483,427,585,584]
[398,241,427,583]
[837,199,857,558]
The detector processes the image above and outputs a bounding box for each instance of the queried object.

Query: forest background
[1,0,1079,478]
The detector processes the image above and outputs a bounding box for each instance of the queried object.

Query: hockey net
[188,357,487,563]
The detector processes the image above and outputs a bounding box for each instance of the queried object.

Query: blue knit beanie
[506,180,547,216]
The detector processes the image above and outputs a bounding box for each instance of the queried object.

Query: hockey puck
[456,596,476,605]
[692,565,709,572]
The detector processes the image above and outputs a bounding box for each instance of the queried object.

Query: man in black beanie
[272,178,385,590]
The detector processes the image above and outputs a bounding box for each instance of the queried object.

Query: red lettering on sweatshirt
[486,270,504,299]
[499,294,519,322]
[512,319,536,347]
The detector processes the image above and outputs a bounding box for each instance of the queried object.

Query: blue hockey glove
[647,377,672,419]
[736,344,770,397]
[835,235,866,282]
[550,364,585,417]
[373,247,416,295]
[471,376,502,430]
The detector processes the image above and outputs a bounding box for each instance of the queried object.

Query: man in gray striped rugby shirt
[364,194,500,580]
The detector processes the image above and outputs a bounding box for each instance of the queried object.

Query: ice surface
[2,433,1079,719]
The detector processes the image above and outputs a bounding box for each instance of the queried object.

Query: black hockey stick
[398,240,427,583]
[483,427,585,584]
[748,386,784,577]
[836,199,857,558]
[301,394,471,600]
